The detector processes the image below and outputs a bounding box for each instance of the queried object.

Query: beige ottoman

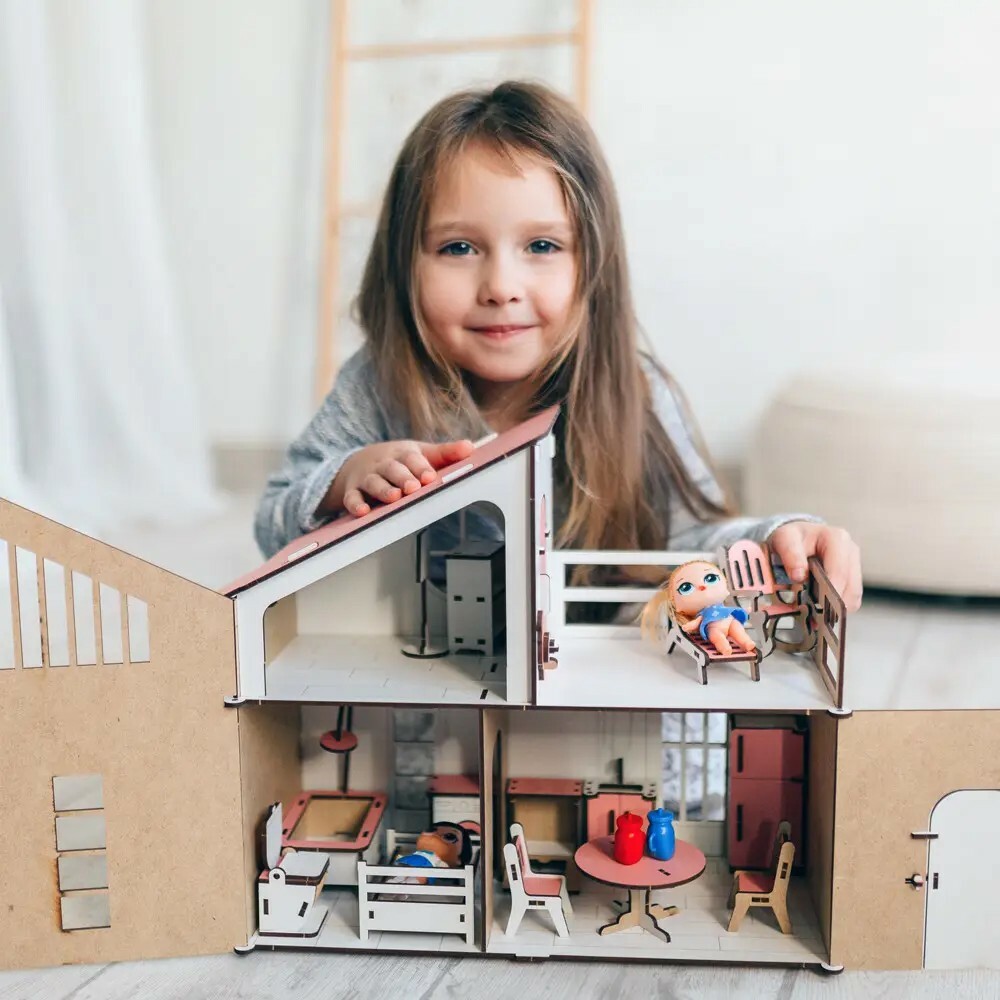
[744,357,1000,596]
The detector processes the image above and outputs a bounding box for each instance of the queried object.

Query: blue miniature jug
[646,808,676,861]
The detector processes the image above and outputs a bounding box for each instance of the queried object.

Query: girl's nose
[478,254,524,306]
[697,585,706,591]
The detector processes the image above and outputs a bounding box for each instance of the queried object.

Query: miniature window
[52,773,110,931]
[15,547,42,667]
[661,712,727,821]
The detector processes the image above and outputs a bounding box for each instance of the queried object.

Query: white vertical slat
[72,572,97,665]
[16,548,42,667]
[126,596,149,662]
[43,559,70,667]
[99,583,123,664]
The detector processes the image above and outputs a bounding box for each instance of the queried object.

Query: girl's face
[669,561,729,616]
[416,143,578,412]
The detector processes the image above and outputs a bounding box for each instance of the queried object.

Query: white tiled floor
[488,858,827,966]
[253,886,481,955]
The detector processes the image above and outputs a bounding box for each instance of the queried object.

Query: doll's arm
[681,616,702,634]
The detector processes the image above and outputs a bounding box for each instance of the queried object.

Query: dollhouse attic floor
[264,633,508,703]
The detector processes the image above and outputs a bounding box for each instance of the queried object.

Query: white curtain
[0,0,220,532]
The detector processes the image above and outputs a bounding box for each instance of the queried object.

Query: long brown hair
[356,80,730,566]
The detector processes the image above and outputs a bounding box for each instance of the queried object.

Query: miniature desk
[507,777,585,891]
[573,836,706,942]
[428,774,481,827]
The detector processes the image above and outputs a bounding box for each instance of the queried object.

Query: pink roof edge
[221,406,558,598]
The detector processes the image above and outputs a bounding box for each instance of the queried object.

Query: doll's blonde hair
[640,560,714,640]
[356,81,732,566]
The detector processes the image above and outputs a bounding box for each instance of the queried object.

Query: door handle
[904,874,926,889]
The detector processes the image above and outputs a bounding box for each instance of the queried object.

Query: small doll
[391,822,473,884]
[641,560,756,656]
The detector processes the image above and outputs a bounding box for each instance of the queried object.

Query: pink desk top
[507,777,583,797]
[574,836,706,890]
[428,774,480,796]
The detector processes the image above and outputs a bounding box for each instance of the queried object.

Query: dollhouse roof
[221,407,558,598]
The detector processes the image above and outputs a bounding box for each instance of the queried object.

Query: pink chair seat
[522,875,564,897]
[736,871,773,893]
[760,601,800,617]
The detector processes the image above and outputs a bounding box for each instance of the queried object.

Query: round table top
[574,836,706,890]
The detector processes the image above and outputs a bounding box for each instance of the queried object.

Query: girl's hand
[768,522,863,613]
[326,439,475,518]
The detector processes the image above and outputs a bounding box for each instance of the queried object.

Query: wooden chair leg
[549,899,571,938]
[505,900,526,936]
[771,897,793,934]
[727,874,740,910]
[559,879,574,916]
[727,894,752,932]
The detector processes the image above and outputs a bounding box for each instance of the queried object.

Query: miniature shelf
[263,634,510,704]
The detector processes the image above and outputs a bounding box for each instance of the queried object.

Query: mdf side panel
[0,504,245,970]
[830,710,1000,970]
[479,709,506,950]
[237,702,303,942]
[805,712,836,958]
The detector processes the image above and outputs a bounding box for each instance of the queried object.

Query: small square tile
[393,710,437,742]
[395,743,435,775]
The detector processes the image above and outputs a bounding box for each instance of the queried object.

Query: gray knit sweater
[254,345,818,568]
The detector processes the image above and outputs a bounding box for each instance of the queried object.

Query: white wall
[148,1,999,464]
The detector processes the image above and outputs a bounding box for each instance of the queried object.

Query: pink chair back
[514,832,531,875]
[726,540,776,595]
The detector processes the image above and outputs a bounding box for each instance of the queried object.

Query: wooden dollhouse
[1,408,997,973]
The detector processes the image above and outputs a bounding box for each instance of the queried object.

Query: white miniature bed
[356,829,478,945]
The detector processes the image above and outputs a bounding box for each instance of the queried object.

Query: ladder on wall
[313,0,595,401]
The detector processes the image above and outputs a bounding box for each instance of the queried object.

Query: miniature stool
[745,356,1000,596]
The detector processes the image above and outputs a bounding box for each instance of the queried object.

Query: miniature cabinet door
[586,793,649,838]
[924,789,1000,970]
[729,779,803,869]
[730,729,805,781]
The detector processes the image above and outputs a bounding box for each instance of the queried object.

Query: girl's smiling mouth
[468,324,536,338]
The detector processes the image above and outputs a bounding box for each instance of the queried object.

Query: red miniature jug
[613,811,644,865]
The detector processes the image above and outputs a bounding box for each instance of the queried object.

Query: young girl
[255,80,862,613]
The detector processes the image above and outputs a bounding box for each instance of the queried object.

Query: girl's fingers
[419,439,475,468]
[398,449,437,485]
[816,527,854,603]
[378,459,422,494]
[770,525,809,583]
[840,543,864,613]
[342,488,371,518]
[361,472,402,505]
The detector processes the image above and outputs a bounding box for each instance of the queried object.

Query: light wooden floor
[4,494,997,999]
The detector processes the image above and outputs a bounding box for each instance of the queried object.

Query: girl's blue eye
[528,239,558,254]
[704,572,720,585]
[677,581,694,595]
[440,241,474,256]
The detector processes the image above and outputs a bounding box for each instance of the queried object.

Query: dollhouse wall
[503,710,662,788]
[805,712,837,957]
[0,500,247,972]
[295,537,421,637]
[830,709,1000,970]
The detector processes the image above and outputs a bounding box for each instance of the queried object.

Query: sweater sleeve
[641,356,823,554]
[253,347,391,557]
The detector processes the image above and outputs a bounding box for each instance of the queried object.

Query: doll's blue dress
[696,604,748,640]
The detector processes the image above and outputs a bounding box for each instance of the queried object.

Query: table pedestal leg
[599,890,670,942]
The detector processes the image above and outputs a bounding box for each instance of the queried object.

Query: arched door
[924,789,1000,969]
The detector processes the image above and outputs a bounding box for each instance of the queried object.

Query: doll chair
[722,540,815,655]
[726,820,795,934]
[503,822,572,938]
[662,615,762,685]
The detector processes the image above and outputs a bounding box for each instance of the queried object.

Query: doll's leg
[706,623,733,656]
[728,620,757,653]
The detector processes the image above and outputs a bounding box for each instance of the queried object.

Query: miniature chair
[257,802,330,937]
[723,540,815,655]
[662,614,762,684]
[504,822,573,938]
[726,820,795,934]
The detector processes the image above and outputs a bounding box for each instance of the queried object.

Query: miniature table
[573,836,706,942]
